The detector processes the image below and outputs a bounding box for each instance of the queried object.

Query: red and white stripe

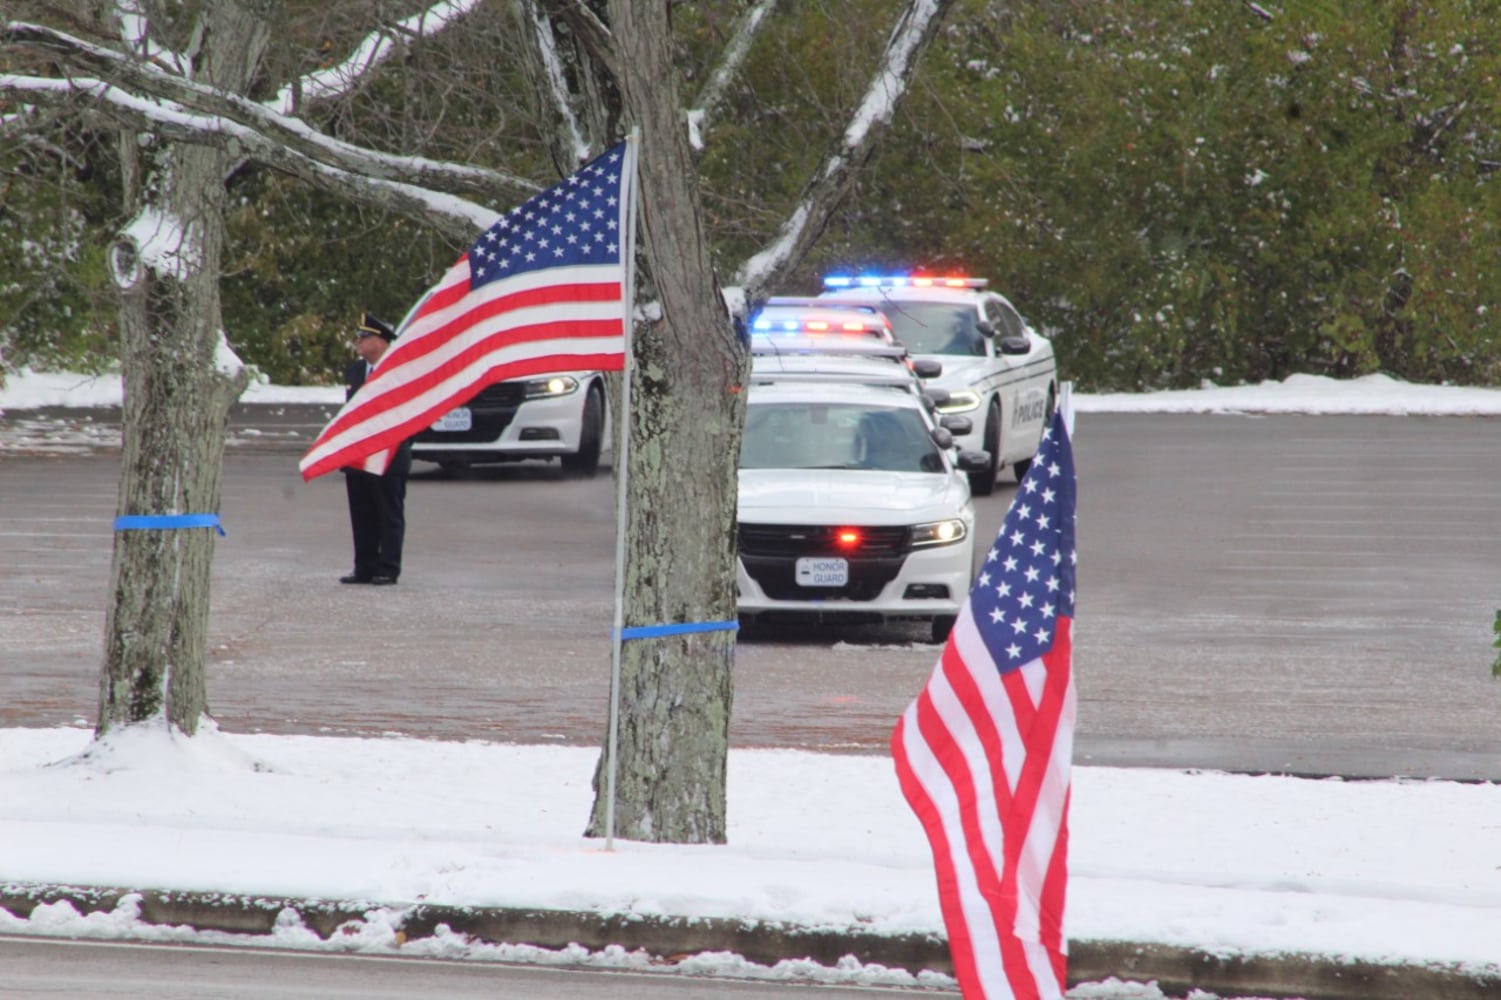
[892,606,1076,1000]
[299,260,624,481]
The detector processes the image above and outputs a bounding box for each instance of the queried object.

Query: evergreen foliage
[221,170,461,385]
[6,0,1501,391]
[1,128,122,373]
[794,0,1501,390]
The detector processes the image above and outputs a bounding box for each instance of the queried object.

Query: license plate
[431,407,472,432]
[796,557,848,587]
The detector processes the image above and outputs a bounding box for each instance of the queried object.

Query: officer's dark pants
[345,469,406,579]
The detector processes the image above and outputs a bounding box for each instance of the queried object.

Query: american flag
[892,409,1078,1000]
[299,140,637,481]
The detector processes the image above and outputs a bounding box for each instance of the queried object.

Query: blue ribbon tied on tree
[113,513,226,537]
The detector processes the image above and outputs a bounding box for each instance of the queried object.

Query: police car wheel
[561,385,604,477]
[967,401,1001,497]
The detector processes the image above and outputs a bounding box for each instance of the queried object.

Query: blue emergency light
[822,273,988,290]
[750,314,886,335]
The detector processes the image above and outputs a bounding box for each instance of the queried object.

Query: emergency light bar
[822,274,989,290]
[750,315,888,335]
[748,337,908,360]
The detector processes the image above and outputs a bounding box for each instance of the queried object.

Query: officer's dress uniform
[340,315,412,585]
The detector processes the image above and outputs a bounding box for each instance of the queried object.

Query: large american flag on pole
[892,408,1078,1000]
[299,140,637,481]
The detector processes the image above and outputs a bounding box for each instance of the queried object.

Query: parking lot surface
[4,406,1501,780]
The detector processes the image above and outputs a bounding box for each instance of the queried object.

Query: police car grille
[737,523,910,601]
[737,523,911,557]
[466,382,527,407]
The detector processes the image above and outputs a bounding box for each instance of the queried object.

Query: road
[0,936,912,999]
[3,405,1500,779]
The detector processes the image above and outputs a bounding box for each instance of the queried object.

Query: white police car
[819,274,1058,495]
[752,348,940,404]
[737,379,982,642]
[410,371,609,476]
[749,299,955,399]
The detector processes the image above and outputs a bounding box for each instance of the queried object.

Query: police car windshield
[869,302,986,357]
[740,402,944,473]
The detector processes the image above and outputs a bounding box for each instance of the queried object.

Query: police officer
[340,312,412,585]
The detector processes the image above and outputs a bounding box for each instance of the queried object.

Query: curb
[4,885,1498,999]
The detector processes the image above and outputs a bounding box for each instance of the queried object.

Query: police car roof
[745,378,927,410]
[750,352,919,385]
[748,333,907,359]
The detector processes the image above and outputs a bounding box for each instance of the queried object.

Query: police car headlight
[935,390,981,414]
[911,518,969,547]
[523,375,581,399]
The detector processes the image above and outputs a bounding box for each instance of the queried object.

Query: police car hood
[920,355,995,391]
[738,469,968,525]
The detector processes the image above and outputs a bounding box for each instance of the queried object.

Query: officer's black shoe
[369,575,398,586]
[339,573,373,584]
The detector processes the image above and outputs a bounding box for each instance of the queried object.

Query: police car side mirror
[923,388,952,409]
[998,334,1031,355]
[912,357,944,379]
[939,414,972,436]
[930,427,954,450]
[956,450,992,473]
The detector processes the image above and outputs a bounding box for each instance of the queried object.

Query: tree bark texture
[585,0,749,845]
[97,0,265,738]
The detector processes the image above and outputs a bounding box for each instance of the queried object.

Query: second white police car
[818,274,1057,495]
[409,370,609,476]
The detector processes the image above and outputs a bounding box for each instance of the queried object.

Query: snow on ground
[3,368,1500,996]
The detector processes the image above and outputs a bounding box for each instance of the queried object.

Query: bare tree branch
[263,0,486,116]
[518,0,588,164]
[731,0,955,302]
[688,0,777,148]
[3,20,540,205]
[539,0,618,83]
[1,72,497,242]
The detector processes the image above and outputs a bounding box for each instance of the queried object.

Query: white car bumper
[736,539,973,624]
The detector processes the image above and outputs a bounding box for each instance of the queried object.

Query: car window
[741,402,943,473]
[987,297,1025,339]
[870,302,985,357]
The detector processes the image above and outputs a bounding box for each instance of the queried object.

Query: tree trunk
[96,0,266,738]
[585,0,748,844]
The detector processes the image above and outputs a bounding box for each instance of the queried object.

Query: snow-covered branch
[733,0,954,298]
[265,0,486,116]
[539,0,618,82]
[114,0,188,76]
[521,0,587,164]
[688,0,778,150]
[2,72,497,242]
[2,20,540,206]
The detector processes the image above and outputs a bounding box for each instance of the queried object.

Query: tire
[1011,385,1055,482]
[931,615,957,644]
[968,401,1000,497]
[561,385,604,477]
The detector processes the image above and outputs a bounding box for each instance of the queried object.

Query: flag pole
[604,130,641,852]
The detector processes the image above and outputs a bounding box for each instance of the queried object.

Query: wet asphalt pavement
[4,404,1501,781]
